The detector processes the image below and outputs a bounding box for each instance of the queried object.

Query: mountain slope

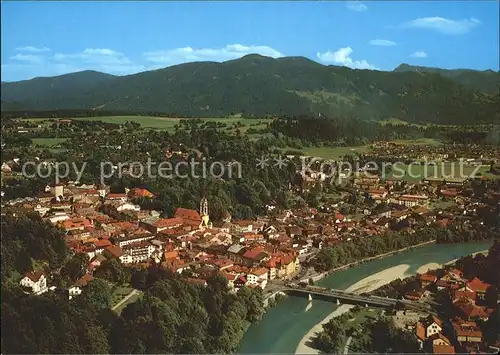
[2,55,499,124]
[394,63,500,94]
[1,70,117,108]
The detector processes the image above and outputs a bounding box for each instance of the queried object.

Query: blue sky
[2,1,499,81]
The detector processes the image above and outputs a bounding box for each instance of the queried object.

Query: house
[465,277,491,299]
[247,267,269,289]
[106,193,128,201]
[222,272,239,290]
[120,241,156,264]
[128,188,154,199]
[89,254,107,269]
[174,207,203,228]
[68,273,93,299]
[452,319,483,344]
[20,271,48,295]
[428,332,455,354]
[265,251,299,280]
[415,321,426,349]
[422,315,443,338]
[227,243,247,265]
[234,275,247,289]
[242,247,270,267]
[419,273,437,288]
[454,299,490,321]
[395,194,429,208]
[116,202,141,212]
[232,220,253,234]
[141,217,183,233]
[405,290,424,301]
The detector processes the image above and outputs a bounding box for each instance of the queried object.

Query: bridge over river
[280,285,436,314]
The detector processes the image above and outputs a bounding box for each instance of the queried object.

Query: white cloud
[410,51,428,58]
[16,46,51,53]
[369,39,397,46]
[345,1,367,12]
[10,53,43,64]
[402,17,481,35]
[143,44,283,65]
[53,48,144,74]
[316,47,377,70]
[3,44,283,81]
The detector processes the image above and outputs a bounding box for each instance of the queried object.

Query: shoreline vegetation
[305,239,437,284]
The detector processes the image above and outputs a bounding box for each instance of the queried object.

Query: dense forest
[393,63,500,94]
[311,222,500,272]
[2,55,499,124]
[1,212,265,354]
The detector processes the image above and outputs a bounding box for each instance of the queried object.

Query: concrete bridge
[281,285,436,313]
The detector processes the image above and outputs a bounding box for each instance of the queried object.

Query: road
[111,289,140,311]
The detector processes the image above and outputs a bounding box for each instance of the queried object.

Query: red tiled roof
[154,217,183,228]
[432,345,455,354]
[425,315,443,328]
[74,273,93,287]
[105,245,123,258]
[250,267,269,276]
[164,251,178,260]
[419,273,438,283]
[129,188,154,198]
[466,277,491,293]
[24,271,44,282]
[416,321,426,341]
[452,319,483,338]
[222,272,238,281]
[174,208,202,225]
[456,301,489,319]
[243,247,265,260]
[94,239,112,248]
[453,290,477,303]
[106,193,128,199]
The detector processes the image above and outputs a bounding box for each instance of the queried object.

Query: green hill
[1,70,116,108]
[393,63,500,94]
[2,55,499,124]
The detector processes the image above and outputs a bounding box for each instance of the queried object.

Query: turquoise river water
[239,241,493,353]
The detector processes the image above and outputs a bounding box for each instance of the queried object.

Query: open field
[112,289,143,314]
[31,138,68,146]
[302,146,370,160]
[67,116,270,131]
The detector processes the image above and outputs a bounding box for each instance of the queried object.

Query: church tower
[200,197,210,227]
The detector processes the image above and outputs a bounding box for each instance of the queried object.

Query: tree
[78,278,113,309]
[94,259,129,285]
[60,253,89,284]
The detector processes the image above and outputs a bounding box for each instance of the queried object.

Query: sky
[2,0,499,82]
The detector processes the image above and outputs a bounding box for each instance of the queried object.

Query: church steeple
[200,197,210,227]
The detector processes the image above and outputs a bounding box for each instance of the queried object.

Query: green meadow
[70,116,270,131]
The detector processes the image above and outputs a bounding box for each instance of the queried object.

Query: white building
[19,272,48,295]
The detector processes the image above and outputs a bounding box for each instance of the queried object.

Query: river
[239,241,493,354]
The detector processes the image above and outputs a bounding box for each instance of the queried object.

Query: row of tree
[311,222,499,272]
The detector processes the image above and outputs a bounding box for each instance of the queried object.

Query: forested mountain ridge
[393,63,500,94]
[2,55,499,124]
